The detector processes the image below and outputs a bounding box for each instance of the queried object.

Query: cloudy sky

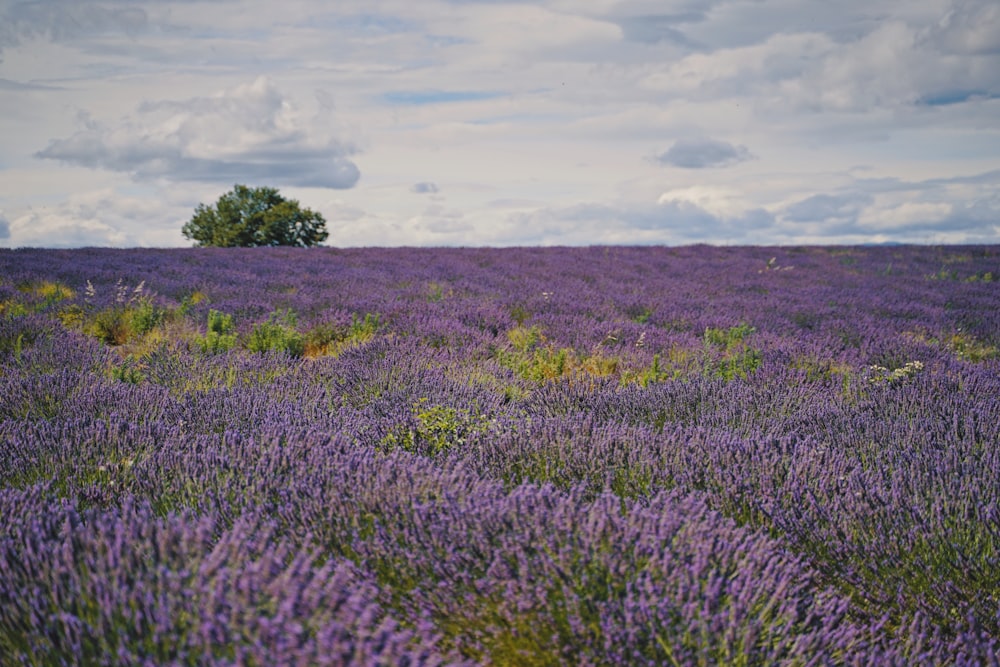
[1,0,998,247]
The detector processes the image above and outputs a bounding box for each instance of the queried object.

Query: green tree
[182,184,329,247]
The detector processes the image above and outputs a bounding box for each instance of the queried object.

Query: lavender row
[3,246,997,356]
[0,487,455,666]
[2,245,999,663]
[3,447,996,665]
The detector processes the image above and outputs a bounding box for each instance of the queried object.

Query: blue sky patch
[919,90,998,106]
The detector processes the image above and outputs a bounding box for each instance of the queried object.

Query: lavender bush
[1,245,999,665]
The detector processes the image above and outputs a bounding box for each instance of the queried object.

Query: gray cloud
[778,170,1000,240]
[926,0,1000,56]
[943,197,1000,231]
[615,14,705,48]
[785,3,1000,113]
[35,77,360,189]
[510,199,775,243]
[784,193,874,223]
[681,2,884,50]
[1,1,148,52]
[411,181,439,194]
[625,1,999,115]
[0,214,9,239]
[657,138,754,169]
[0,78,63,91]
[511,166,1000,244]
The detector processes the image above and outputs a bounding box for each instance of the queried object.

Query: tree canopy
[182,184,329,248]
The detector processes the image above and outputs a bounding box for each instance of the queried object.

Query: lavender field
[1,245,999,666]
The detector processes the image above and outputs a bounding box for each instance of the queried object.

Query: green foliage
[8,333,26,366]
[620,347,697,387]
[927,267,995,282]
[109,356,145,384]
[207,309,234,335]
[16,281,76,308]
[507,324,543,353]
[788,355,853,384]
[425,281,452,302]
[496,324,762,387]
[702,323,762,381]
[0,300,30,318]
[56,304,85,328]
[928,268,960,281]
[2,281,76,320]
[704,323,756,349]
[305,312,381,357]
[182,184,328,248]
[631,353,674,387]
[177,290,207,317]
[89,307,134,346]
[129,297,166,337]
[625,304,653,324]
[495,326,621,384]
[194,309,237,354]
[247,309,305,357]
[497,327,573,382]
[78,280,166,347]
[715,348,763,381]
[350,312,380,338]
[509,304,531,325]
[301,312,383,359]
[381,399,493,457]
[622,328,763,386]
[946,332,999,362]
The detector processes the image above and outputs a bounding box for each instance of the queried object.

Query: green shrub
[633,353,672,387]
[495,325,623,384]
[89,307,134,345]
[81,281,165,347]
[704,323,755,349]
[349,312,380,340]
[194,309,237,354]
[0,300,30,318]
[381,399,493,456]
[109,356,145,384]
[304,312,380,357]
[130,298,166,336]
[247,309,304,357]
[177,290,208,317]
[703,323,761,381]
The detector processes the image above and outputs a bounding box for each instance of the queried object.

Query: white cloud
[7,188,184,248]
[410,204,472,235]
[857,201,953,230]
[443,4,622,64]
[35,77,361,189]
[324,198,367,222]
[656,186,759,220]
[638,31,835,99]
